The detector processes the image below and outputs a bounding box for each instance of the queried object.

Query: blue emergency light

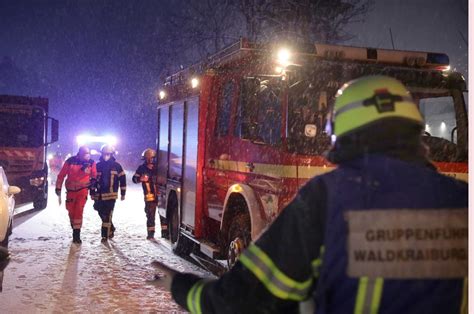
[426,53,450,66]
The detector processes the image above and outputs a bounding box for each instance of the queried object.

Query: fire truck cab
[155,39,468,266]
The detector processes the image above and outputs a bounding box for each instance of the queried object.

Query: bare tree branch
[155,0,373,72]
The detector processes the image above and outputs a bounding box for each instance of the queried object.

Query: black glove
[89,178,97,188]
[55,188,61,197]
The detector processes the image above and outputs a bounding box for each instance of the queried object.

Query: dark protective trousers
[145,201,157,235]
[66,189,88,230]
[94,200,116,238]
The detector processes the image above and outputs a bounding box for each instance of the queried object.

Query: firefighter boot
[147,231,155,240]
[73,229,82,244]
[161,224,169,239]
[101,227,108,242]
[109,224,115,239]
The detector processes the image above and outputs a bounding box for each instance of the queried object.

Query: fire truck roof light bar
[426,53,450,65]
[313,43,450,68]
[164,38,451,87]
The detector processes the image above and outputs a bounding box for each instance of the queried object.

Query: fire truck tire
[174,234,193,256]
[168,193,192,256]
[226,212,251,269]
[0,221,12,249]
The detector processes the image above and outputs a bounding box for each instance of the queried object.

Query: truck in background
[0,95,59,210]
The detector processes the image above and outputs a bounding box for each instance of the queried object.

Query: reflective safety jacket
[56,156,97,192]
[92,156,126,201]
[132,163,157,202]
[171,155,468,314]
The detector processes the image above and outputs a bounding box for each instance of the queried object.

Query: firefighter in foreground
[133,148,160,239]
[56,146,97,244]
[91,145,126,242]
[154,76,468,313]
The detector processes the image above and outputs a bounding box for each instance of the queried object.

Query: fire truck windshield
[236,77,283,146]
[287,78,332,155]
[0,108,44,147]
[412,89,467,162]
[287,64,467,162]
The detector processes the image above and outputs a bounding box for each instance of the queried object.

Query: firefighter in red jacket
[56,146,97,244]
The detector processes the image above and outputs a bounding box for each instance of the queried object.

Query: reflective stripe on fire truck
[187,280,206,314]
[239,244,313,301]
[212,159,333,179]
[211,160,468,182]
[443,172,468,182]
[354,277,384,314]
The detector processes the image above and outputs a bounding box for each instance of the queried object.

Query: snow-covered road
[0,183,210,313]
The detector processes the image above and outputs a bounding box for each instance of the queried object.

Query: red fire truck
[155,39,468,266]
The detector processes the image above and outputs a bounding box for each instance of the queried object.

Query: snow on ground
[0,181,211,313]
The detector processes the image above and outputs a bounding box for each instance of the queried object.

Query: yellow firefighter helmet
[330,75,424,138]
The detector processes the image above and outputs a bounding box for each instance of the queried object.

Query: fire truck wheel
[168,193,192,256]
[226,213,251,269]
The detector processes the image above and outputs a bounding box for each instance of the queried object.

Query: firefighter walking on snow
[133,148,160,240]
[91,145,126,242]
[56,146,97,244]
[155,76,468,314]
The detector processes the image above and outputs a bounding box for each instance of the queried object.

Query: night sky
[346,0,468,77]
[0,0,468,160]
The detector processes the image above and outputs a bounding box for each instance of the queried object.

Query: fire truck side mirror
[47,118,59,145]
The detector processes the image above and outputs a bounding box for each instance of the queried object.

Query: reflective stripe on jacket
[92,157,126,201]
[133,163,157,202]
